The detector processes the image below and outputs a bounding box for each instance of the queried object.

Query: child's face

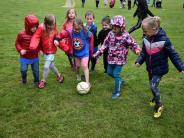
[30,26,37,33]
[46,23,55,32]
[112,25,121,36]
[142,23,157,37]
[102,21,111,30]
[68,9,76,20]
[73,22,82,33]
[85,15,94,26]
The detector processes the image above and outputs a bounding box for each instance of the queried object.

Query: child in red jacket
[30,14,68,89]
[15,15,40,85]
[61,8,77,69]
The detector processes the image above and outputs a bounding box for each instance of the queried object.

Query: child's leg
[81,57,89,83]
[103,49,108,73]
[107,64,114,77]
[20,62,28,83]
[128,18,142,34]
[49,62,60,76]
[104,0,107,7]
[150,75,162,106]
[113,65,123,93]
[50,62,64,82]
[67,53,74,68]
[42,60,52,82]
[128,0,131,10]
[96,0,99,8]
[90,57,97,71]
[75,57,81,81]
[82,0,85,7]
[31,61,39,84]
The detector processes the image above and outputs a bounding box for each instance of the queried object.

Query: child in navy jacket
[135,16,184,118]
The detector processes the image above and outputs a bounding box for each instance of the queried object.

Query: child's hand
[54,40,59,46]
[181,70,184,74]
[20,50,26,55]
[93,54,96,58]
[39,50,43,55]
[135,49,141,55]
[135,63,141,67]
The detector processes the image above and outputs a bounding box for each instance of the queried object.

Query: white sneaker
[76,74,81,81]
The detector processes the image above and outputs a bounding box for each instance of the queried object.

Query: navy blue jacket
[136,28,184,76]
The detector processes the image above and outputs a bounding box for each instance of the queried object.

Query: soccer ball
[76,82,90,95]
[109,0,115,8]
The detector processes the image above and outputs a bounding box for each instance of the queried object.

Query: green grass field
[0,0,184,137]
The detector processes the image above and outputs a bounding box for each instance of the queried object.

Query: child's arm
[127,34,141,55]
[15,33,27,55]
[89,32,94,58]
[15,33,23,52]
[29,26,42,50]
[135,43,146,66]
[57,30,71,53]
[93,32,110,58]
[165,39,184,72]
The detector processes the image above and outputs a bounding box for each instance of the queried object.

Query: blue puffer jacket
[136,28,184,76]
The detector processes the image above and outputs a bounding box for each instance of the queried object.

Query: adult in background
[128,0,154,33]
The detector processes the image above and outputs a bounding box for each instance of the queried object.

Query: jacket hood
[24,15,39,34]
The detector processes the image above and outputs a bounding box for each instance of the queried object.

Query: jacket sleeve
[57,30,71,53]
[94,33,110,58]
[165,39,184,72]
[15,33,23,52]
[89,32,94,57]
[29,26,42,50]
[135,43,146,65]
[126,34,141,54]
[97,31,102,45]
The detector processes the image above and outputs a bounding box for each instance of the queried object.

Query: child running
[15,15,40,85]
[135,16,184,118]
[94,15,141,99]
[30,14,66,89]
[58,18,93,84]
[72,18,94,84]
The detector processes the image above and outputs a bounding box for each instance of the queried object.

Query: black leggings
[128,18,142,34]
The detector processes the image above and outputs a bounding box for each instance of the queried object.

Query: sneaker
[154,105,164,118]
[112,92,120,99]
[149,99,156,107]
[22,79,27,84]
[76,74,81,81]
[38,80,45,89]
[121,80,125,87]
[57,74,64,83]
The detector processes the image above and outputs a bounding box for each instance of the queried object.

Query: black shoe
[22,79,27,84]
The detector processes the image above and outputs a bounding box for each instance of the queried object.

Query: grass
[0,0,184,137]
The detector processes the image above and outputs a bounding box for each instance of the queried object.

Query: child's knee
[44,66,49,72]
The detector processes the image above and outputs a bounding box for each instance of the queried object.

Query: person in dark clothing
[97,16,111,73]
[128,0,154,33]
[82,0,85,7]
[96,0,100,8]
[135,16,184,118]
[151,0,155,7]
[128,0,132,10]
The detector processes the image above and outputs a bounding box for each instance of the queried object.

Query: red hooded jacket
[15,15,39,59]
[29,23,59,54]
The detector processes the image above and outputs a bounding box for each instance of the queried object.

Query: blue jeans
[107,64,123,93]
[20,61,39,83]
